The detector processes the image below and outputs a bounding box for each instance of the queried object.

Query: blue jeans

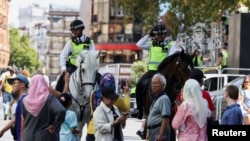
[2,91,12,115]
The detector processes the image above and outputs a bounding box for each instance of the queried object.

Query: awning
[95,43,141,50]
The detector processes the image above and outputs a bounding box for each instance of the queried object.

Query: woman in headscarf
[172,79,211,141]
[21,75,66,141]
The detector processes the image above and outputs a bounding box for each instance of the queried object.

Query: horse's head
[158,50,193,102]
[72,50,100,99]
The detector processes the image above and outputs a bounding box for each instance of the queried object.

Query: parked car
[203,73,245,92]
[208,75,246,121]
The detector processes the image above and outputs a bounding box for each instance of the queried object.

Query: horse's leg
[79,103,91,140]
[78,121,85,140]
[143,119,147,138]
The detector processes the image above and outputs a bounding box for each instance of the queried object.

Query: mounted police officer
[136,24,175,89]
[60,19,96,74]
[137,24,173,73]
[56,19,96,92]
[135,24,175,138]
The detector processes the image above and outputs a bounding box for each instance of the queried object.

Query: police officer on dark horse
[56,19,100,92]
[136,24,193,140]
[135,24,173,139]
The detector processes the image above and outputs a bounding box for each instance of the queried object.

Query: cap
[7,74,29,88]
[190,69,206,82]
[101,87,119,100]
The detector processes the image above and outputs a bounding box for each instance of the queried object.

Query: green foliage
[129,60,147,88]
[9,28,41,73]
[116,0,169,34]
[165,0,250,35]
[116,0,250,36]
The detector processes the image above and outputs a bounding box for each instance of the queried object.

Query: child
[59,93,79,141]
[221,85,243,125]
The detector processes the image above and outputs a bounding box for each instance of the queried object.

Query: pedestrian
[21,74,66,141]
[175,68,215,116]
[216,46,228,73]
[172,79,211,141]
[21,69,31,85]
[86,72,130,141]
[59,93,79,141]
[56,19,96,93]
[0,74,29,141]
[192,49,203,67]
[239,75,250,124]
[0,66,16,120]
[93,87,129,141]
[220,85,243,125]
[146,73,171,141]
[41,67,50,86]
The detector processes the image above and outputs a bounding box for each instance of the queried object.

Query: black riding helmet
[152,24,167,35]
[70,19,85,31]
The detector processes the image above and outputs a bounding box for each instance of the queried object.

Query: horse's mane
[158,50,193,72]
[158,53,179,71]
[75,50,99,68]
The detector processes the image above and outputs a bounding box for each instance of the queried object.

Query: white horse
[68,50,100,139]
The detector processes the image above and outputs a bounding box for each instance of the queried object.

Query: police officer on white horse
[56,19,96,92]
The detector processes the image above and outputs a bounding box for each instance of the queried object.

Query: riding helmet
[70,19,85,31]
[152,24,167,35]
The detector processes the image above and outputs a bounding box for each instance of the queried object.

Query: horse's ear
[96,51,101,59]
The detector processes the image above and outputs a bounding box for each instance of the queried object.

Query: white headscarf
[182,79,211,128]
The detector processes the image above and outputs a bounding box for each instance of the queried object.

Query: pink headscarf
[23,75,49,117]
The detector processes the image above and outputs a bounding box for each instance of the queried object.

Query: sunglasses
[244,81,249,83]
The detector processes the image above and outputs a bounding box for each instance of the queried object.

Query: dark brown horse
[135,50,193,141]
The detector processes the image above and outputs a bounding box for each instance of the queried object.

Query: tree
[9,28,41,73]
[116,0,169,34]
[129,60,147,88]
[117,0,250,36]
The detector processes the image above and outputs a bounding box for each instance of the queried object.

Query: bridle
[175,55,190,90]
[69,60,97,122]
[79,60,96,87]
